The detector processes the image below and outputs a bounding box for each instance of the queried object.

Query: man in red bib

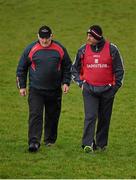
[72,25,124,153]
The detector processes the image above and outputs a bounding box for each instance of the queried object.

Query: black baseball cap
[87,25,103,41]
[38,25,52,38]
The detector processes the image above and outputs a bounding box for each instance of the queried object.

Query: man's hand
[19,88,27,96]
[62,84,69,94]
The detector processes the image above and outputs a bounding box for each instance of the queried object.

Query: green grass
[0,0,136,178]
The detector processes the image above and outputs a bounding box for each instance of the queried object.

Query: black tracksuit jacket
[16,40,72,90]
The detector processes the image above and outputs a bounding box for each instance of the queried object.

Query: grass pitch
[0,0,136,178]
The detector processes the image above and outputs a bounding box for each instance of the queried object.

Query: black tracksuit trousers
[82,83,114,148]
[28,87,62,145]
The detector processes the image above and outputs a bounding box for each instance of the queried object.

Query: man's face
[38,34,52,47]
[87,33,98,45]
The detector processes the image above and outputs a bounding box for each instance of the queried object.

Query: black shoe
[81,144,94,153]
[82,140,97,151]
[83,145,93,153]
[28,143,40,152]
[81,140,97,151]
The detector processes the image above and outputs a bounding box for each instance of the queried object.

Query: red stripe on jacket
[28,42,64,71]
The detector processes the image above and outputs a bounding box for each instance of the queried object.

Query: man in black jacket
[71,25,124,153]
[16,25,72,152]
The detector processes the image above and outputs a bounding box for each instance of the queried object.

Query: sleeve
[71,48,84,88]
[16,46,31,89]
[61,47,72,86]
[110,43,124,91]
